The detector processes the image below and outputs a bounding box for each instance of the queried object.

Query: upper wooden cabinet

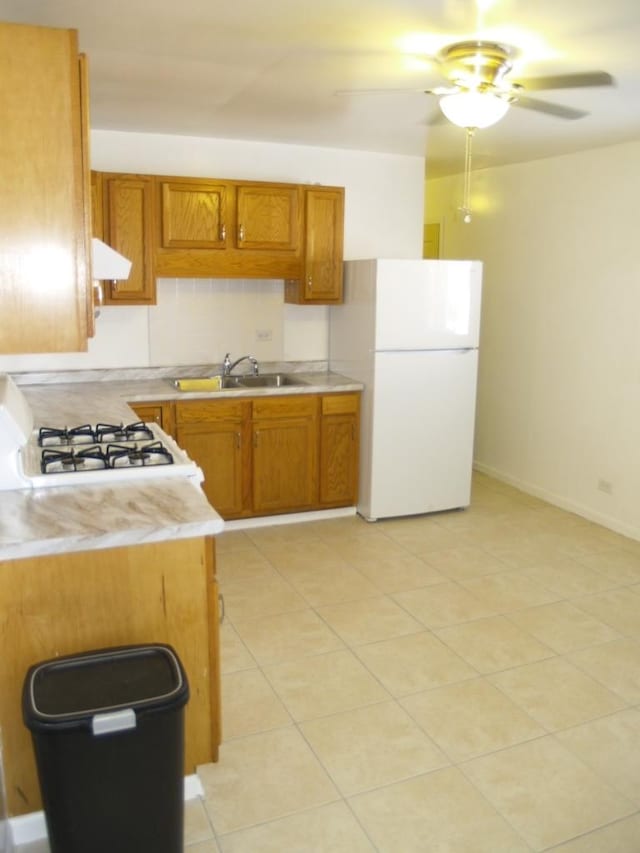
[91,170,345,305]
[285,187,344,305]
[155,177,302,279]
[160,180,229,250]
[0,21,93,353]
[97,173,156,305]
[236,185,299,251]
[158,180,299,252]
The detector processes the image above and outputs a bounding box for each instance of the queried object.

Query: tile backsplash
[150,278,286,365]
[0,277,329,374]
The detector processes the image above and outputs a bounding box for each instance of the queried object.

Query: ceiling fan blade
[427,86,461,96]
[334,87,430,96]
[513,71,614,92]
[513,95,589,120]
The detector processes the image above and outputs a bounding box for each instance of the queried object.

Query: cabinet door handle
[253,430,259,448]
[218,592,225,624]
[238,223,245,241]
[235,431,241,450]
[219,224,226,241]
[306,275,312,292]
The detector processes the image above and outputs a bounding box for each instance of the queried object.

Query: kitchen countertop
[19,370,362,422]
[1,368,361,562]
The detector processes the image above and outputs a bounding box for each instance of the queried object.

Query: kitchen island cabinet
[0,21,93,353]
[0,535,220,817]
[0,362,224,820]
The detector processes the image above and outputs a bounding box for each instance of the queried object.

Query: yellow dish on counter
[173,377,222,391]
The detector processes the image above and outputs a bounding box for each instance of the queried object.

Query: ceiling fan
[343,36,613,223]
[336,0,615,222]
[425,39,614,128]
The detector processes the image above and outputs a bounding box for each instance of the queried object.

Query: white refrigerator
[329,258,482,521]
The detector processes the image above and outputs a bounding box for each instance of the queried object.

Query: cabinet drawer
[176,399,249,425]
[252,395,318,420]
[321,393,359,416]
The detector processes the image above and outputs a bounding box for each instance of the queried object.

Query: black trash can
[22,643,189,853]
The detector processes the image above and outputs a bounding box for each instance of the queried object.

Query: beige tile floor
[17,473,640,852]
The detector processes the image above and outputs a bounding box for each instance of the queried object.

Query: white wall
[0,131,424,373]
[426,139,640,539]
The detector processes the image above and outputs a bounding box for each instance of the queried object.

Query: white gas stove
[0,374,203,490]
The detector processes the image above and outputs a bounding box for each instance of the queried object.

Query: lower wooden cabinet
[175,399,251,518]
[130,400,176,437]
[319,393,360,507]
[140,391,360,520]
[252,396,318,514]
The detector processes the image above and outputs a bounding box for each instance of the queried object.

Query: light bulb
[439,91,510,129]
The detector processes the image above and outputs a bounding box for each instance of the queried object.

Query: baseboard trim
[9,773,204,847]
[473,461,640,542]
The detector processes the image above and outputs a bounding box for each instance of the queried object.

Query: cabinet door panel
[0,22,90,353]
[253,418,317,513]
[103,176,155,304]
[161,181,228,249]
[304,189,344,302]
[236,186,299,251]
[320,415,358,506]
[178,425,245,518]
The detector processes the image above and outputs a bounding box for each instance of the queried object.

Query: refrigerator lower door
[360,348,478,521]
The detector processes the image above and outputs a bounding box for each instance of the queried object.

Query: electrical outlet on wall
[255,329,273,342]
[597,478,613,495]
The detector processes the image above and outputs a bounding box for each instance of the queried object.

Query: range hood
[91,238,132,281]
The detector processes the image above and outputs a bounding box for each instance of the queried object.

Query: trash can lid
[23,644,189,731]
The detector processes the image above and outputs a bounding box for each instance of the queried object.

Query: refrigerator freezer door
[374,259,482,351]
[360,348,479,520]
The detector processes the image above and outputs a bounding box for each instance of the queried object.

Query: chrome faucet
[222,353,259,376]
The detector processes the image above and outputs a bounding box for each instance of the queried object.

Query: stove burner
[106,441,174,469]
[95,422,155,443]
[38,421,156,447]
[41,446,109,474]
[38,424,95,447]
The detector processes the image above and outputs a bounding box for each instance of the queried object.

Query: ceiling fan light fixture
[439,91,510,128]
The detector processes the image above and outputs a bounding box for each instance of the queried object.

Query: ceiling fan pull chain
[461,127,474,224]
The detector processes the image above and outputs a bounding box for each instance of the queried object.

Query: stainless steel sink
[231,373,308,388]
[173,373,309,391]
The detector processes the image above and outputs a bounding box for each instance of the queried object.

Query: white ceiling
[3,0,640,176]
